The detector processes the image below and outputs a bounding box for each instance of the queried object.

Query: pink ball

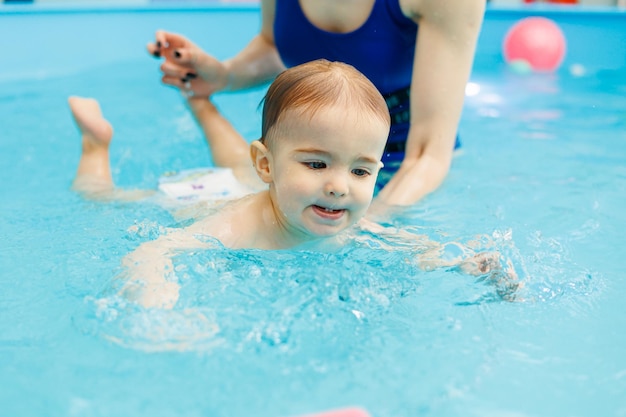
[503,17,566,72]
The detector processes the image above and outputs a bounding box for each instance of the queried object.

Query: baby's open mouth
[312,205,345,219]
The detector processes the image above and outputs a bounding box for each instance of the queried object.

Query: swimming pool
[1,3,625,417]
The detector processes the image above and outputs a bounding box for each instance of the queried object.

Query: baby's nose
[324,174,349,197]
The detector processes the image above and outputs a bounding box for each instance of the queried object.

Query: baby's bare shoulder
[189,193,263,248]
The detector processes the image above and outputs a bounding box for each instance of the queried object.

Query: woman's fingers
[150,30,174,58]
[162,75,214,99]
[147,42,161,58]
[155,30,190,48]
[150,30,216,98]
[150,30,197,61]
[160,60,192,80]
[154,30,170,48]
[168,47,195,66]
[161,75,184,89]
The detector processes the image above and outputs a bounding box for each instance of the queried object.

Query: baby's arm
[185,97,266,192]
[418,241,521,300]
[357,220,520,299]
[119,225,217,309]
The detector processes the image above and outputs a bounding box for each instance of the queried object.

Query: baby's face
[266,104,389,241]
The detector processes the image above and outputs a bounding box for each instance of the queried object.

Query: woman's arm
[220,0,286,91]
[375,0,485,206]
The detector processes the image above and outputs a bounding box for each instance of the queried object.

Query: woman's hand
[147,30,230,98]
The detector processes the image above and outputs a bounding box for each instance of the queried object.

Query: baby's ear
[250,140,272,184]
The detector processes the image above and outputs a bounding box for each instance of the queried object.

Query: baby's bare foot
[68,96,113,152]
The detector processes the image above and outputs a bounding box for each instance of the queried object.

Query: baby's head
[259,59,390,148]
[251,60,390,242]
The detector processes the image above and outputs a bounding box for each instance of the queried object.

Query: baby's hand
[459,252,521,300]
[458,251,501,276]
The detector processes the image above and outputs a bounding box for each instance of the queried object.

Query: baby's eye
[351,168,371,177]
[304,161,327,170]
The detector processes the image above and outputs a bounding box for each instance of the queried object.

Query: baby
[70,60,518,308]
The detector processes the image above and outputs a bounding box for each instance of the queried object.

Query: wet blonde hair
[260,59,390,148]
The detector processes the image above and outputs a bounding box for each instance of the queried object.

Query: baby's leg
[69,97,153,201]
[186,97,262,189]
[69,96,114,193]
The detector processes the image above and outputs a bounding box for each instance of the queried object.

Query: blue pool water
[1,4,625,417]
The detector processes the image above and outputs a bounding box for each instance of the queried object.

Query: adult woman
[148,0,485,206]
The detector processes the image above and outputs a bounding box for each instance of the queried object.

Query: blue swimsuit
[274,0,417,165]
